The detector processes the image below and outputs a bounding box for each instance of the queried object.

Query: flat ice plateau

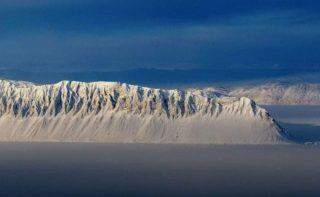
[0,79,286,144]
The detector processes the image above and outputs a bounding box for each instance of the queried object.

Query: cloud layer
[0,0,319,71]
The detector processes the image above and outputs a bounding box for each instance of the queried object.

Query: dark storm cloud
[0,0,319,71]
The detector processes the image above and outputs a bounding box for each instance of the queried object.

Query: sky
[0,0,320,72]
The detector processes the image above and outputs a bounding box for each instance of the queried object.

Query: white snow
[190,83,320,105]
[0,79,287,144]
[229,83,320,105]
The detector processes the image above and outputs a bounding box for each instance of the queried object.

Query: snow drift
[0,79,288,144]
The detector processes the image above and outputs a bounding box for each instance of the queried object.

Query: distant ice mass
[193,83,320,105]
[229,83,320,105]
[0,79,288,144]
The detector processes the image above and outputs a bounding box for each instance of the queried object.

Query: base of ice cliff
[0,79,289,144]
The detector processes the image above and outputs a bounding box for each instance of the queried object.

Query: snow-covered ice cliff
[0,79,288,144]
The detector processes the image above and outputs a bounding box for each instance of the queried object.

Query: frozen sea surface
[0,143,319,197]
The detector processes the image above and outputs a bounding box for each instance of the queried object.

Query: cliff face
[0,80,287,144]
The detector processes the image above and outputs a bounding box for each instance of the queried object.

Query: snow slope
[0,79,288,144]
[230,83,320,105]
